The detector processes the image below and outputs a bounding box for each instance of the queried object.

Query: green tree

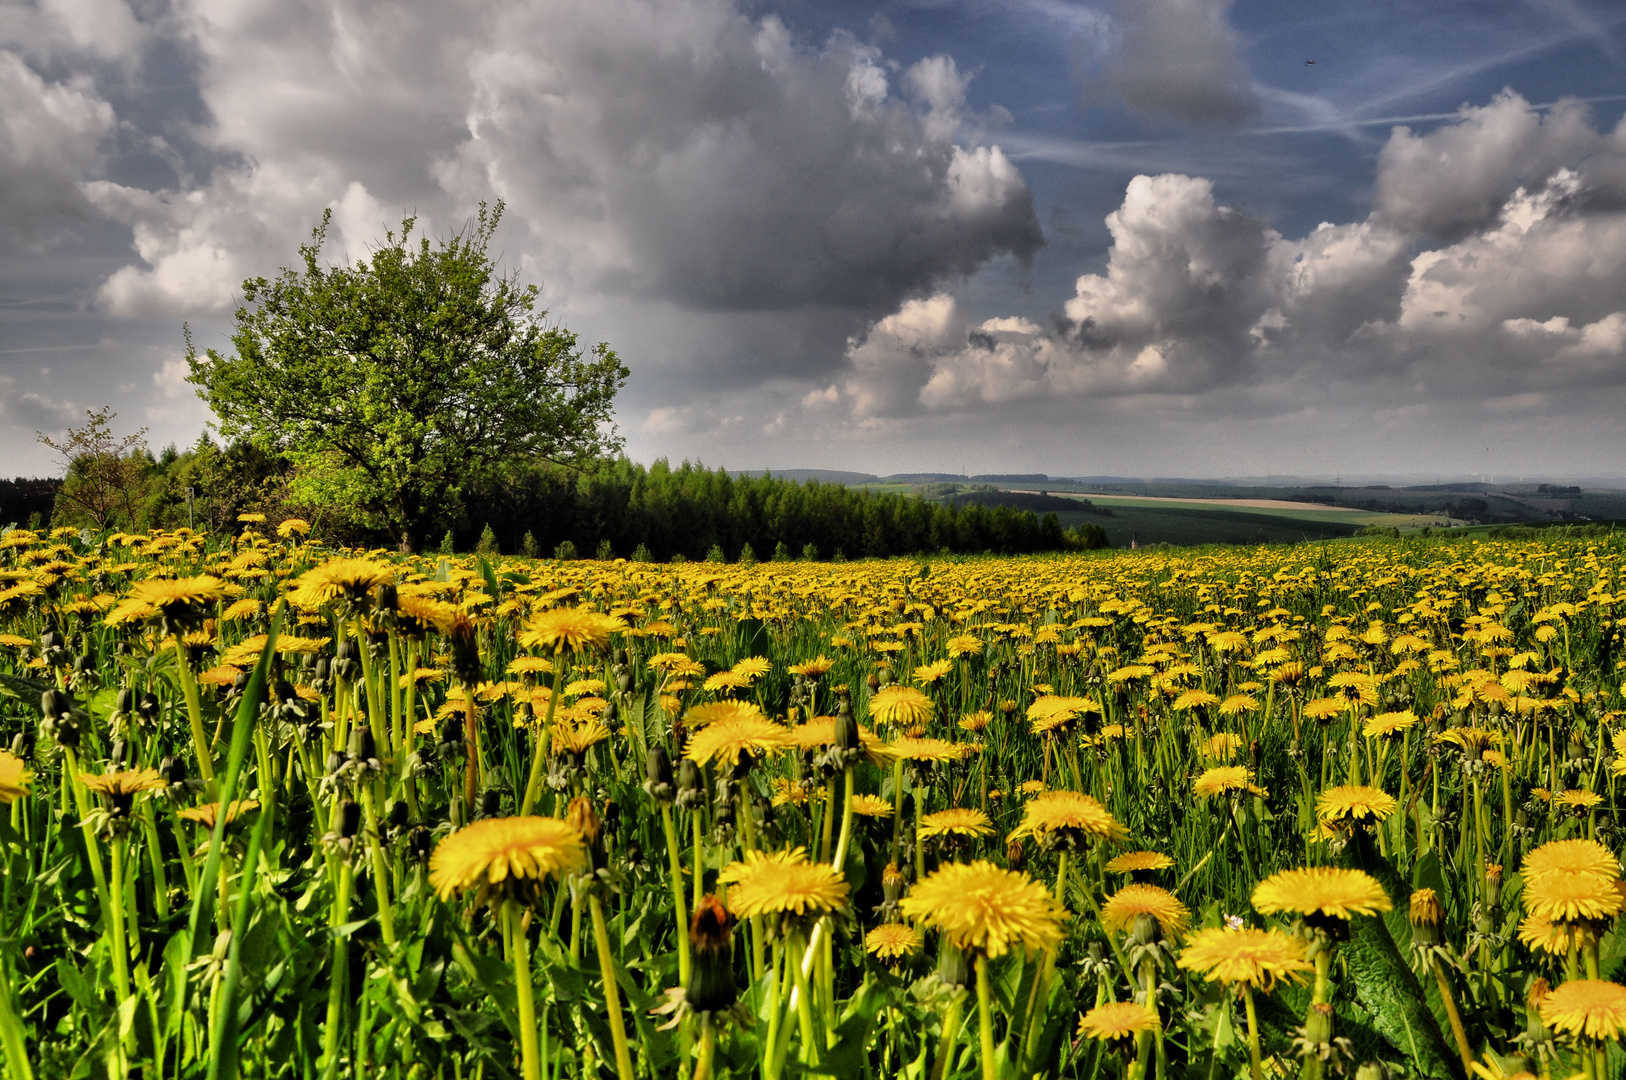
[187,202,629,551]
[36,407,150,529]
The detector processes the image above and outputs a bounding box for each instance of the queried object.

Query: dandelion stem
[975,954,997,1080]
[508,902,542,1080]
[589,893,636,1080]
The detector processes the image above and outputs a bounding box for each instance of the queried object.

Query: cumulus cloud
[1374,90,1600,239]
[0,50,115,240]
[1093,0,1259,126]
[831,92,1626,421]
[79,0,1040,360]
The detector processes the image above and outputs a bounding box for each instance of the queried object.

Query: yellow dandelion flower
[720,847,848,918]
[177,800,261,830]
[684,715,793,768]
[1104,851,1175,875]
[1193,765,1262,798]
[851,794,894,818]
[1176,926,1312,990]
[106,575,229,625]
[869,685,935,730]
[918,808,994,839]
[1539,979,1626,1041]
[78,768,166,799]
[1101,883,1191,938]
[1008,789,1127,845]
[1316,785,1398,825]
[0,751,31,803]
[429,816,586,902]
[865,922,923,960]
[901,860,1065,958]
[286,560,394,611]
[1251,867,1392,921]
[1522,839,1621,883]
[1522,870,1624,923]
[1077,1001,1159,1041]
[517,607,626,654]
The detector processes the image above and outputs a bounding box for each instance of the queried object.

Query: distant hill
[740,469,880,484]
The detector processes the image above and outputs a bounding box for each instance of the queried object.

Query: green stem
[693,1014,717,1080]
[976,955,997,1080]
[662,806,691,987]
[174,639,218,796]
[521,662,567,816]
[1242,984,1262,1080]
[510,902,541,1080]
[321,858,354,1076]
[589,893,636,1080]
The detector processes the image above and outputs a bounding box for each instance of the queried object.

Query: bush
[520,530,539,558]
[440,530,455,554]
[475,523,499,555]
[554,539,578,560]
[738,543,757,565]
[596,539,614,560]
[706,544,726,563]
[632,543,652,562]
[802,542,819,561]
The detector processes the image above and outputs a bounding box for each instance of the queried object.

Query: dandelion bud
[408,825,434,862]
[1354,1064,1384,1080]
[1485,864,1503,906]
[338,800,362,840]
[866,673,880,691]
[159,755,185,787]
[566,796,606,869]
[1006,838,1024,870]
[686,896,738,1012]
[676,758,704,811]
[1408,887,1444,948]
[348,727,377,766]
[387,800,410,830]
[479,788,503,820]
[372,583,398,613]
[937,939,972,989]
[644,744,675,805]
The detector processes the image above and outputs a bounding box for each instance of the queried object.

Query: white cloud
[1374,90,1600,239]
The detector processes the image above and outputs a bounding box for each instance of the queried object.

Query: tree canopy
[187,203,628,550]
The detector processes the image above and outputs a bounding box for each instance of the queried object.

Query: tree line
[24,434,1098,559]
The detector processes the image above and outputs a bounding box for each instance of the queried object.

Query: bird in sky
[1305,59,1316,65]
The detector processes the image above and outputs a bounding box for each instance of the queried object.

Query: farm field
[1,525,1624,1079]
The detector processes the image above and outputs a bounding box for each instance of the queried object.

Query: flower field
[2,523,1626,1080]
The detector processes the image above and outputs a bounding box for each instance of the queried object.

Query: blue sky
[3,0,1626,480]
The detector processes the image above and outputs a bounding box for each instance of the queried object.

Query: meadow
[0,522,1623,1080]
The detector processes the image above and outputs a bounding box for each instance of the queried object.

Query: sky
[3,0,1626,481]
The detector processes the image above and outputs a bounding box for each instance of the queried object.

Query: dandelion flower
[1193,765,1262,798]
[1077,1001,1159,1042]
[1316,785,1399,825]
[901,860,1065,958]
[177,800,261,830]
[1364,710,1419,738]
[913,659,954,685]
[79,769,166,799]
[1516,911,1586,954]
[518,607,626,654]
[918,808,994,840]
[787,656,834,678]
[429,816,586,903]
[1539,979,1626,1041]
[889,736,965,763]
[685,699,767,728]
[1007,789,1127,845]
[107,575,228,625]
[869,686,934,730]
[719,847,848,919]
[1251,867,1392,921]
[1522,839,1620,883]
[851,794,894,818]
[1101,883,1191,938]
[1176,926,1312,990]
[1522,870,1624,923]
[286,560,394,611]
[0,752,30,804]
[684,715,793,768]
[865,923,923,961]
[1104,851,1174,875]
